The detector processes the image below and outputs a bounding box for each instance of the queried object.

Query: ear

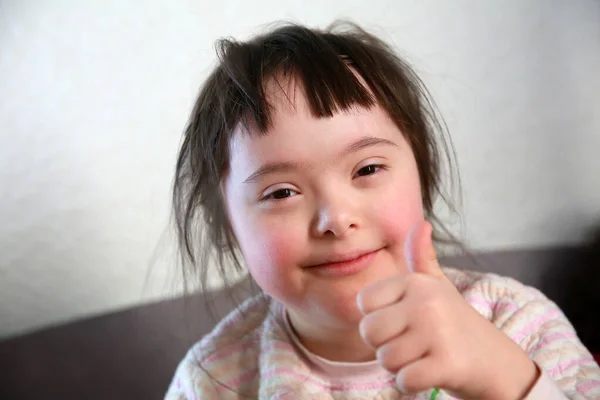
[404,220,445,278]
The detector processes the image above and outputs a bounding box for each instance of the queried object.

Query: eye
[355,164,384,177]
[264,188,298,201]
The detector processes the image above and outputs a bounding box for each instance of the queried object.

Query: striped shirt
[166,267,600,399]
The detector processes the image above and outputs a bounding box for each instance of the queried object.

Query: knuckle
[416,295,443,318]
[407,272,427,287]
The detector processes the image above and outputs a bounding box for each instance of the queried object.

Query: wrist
[485,353,539,400]
[507,359,540,400]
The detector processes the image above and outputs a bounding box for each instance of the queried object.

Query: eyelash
[261,164,386,202]
[355,164,386,177]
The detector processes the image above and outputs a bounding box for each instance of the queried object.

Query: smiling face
[222,80,424,332]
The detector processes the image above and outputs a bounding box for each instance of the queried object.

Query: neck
[287,310,376,363]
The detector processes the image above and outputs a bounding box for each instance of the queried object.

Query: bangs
[215,24,378,134]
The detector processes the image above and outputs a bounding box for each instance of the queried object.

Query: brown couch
[0,246,597,400]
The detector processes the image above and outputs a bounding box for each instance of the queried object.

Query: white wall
[1,0,599,339]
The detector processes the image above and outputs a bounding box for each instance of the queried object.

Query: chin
[309,285,368,327]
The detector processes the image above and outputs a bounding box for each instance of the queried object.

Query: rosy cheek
[242,224,300,293]
[375,187,424,249]
[260,233,297,268]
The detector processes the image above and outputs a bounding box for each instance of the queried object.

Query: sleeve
[498,283,600,399]
[524,364,571,399]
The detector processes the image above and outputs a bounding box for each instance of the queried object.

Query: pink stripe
[204,336,295,365]
[247,339,296,355]
[548,356,594,378]
[529,331,578,353]
[513,309,561,342]
[216,342,308,389]
[578,379,600,393]
[221,298,268,329]
[209,341,298,389]
[261,367,394,391]
[464,297,492,309]
[495,301,519,314]
[465,296,519,314]
[216,367,259,392]
[204,336,258,364]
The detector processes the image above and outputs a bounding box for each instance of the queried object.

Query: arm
[500,288,600,399]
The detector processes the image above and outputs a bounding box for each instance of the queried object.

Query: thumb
[405,220,445,277]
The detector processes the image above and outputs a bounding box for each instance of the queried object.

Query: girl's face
[223,81,424,331]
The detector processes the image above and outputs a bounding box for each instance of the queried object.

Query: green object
[430,388,440,400]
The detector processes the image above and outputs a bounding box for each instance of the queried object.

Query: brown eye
[356,165,382,177]
[268,188,296,200]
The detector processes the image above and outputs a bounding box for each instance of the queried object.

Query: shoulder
[165,294,272,399]
[196,293,272,356]
[442,265,547,307]
[441,266,563,338]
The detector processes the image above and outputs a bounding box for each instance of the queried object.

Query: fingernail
[356,292,365,315]
[404,225,417,272]
[395,371,407,394]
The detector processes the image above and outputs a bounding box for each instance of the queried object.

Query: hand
[356,221,539,400]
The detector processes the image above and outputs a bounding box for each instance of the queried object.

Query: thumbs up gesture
[356,221,539,400]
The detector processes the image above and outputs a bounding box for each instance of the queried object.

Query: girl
[166,22,600,399]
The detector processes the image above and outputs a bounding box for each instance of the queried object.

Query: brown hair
[172,21,461,296]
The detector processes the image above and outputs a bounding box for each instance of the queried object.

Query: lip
[308,248,381,278]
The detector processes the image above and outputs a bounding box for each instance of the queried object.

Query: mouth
[307,248,382,278]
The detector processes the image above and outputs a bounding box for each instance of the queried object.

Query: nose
[312,191,359,238]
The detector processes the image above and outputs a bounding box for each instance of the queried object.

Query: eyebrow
[243,136,398,183]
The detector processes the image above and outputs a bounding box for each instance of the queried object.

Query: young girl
[165,22,600,399]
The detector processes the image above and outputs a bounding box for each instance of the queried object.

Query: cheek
[374,175,424,249]
[246,233,296,273]
[236,217,303,294]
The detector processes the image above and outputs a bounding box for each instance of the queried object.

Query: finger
[359,301,408,348]
[396,356,444,395]
[356,275,407,315]
[405,220,445,278]
[376,328,429,373]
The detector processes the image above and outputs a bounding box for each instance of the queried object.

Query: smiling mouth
[311,250,377,266]
[307,248,382,277]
